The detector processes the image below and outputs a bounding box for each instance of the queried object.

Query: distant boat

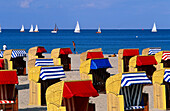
[0,25,1,33]
[20,25,25,32]
[29,25,34,32]
[51,24,58,33]
[74,21,80,33]
[96,25,101,33]
[152,22,157,32]
[34,25,39,32]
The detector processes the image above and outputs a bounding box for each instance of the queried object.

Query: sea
[0,29,170,54]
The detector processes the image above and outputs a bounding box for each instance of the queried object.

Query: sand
[17,54,167,111]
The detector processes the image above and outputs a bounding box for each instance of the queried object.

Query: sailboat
[20,25,25,32]
[34,25,39,32]
[29,25,34,32]
[51,24,58,33]
[152,22,157,32]
[96,25,101,33]
[74,21,80,33]
[0,25,1,33]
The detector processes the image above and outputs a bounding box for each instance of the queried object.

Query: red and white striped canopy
[162,51,170,61]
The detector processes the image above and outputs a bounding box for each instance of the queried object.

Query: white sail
[0,25,1,33]
[20,25,24,32]
[51,24,58,33]
[98,26,101,33]
[34,25,39,32]
[29,25,34,32]
[74,21,80,33]
[152,22,157,32]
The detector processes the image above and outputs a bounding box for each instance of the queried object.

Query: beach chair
[129,55,157,80]
[152,68,170,110]
[80,58,112,93]
[154,51,170,70]
[46,80,99,111]
[28,46,47,61]
[0,50,4,58]
[106,71,151,111]
[28,58,66,105]
[142,47,161,56]
[3,49,26,75]
[80,48,103,64]
[0,70,19,111]
[51,48,72,71]
[118,49,139,73]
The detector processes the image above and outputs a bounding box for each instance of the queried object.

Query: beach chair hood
[142,47,161,56]
[0,70,18,84]
[118,49,139,59]
[155,51,170,63]
[51,48,72,58]
[3,49,26,60]
[80,58,112,74]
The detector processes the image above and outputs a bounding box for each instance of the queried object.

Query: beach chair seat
[129,55,157,80]
[51,48,72,71]
[106,71,151,111]
[118,49,139,73]
[46,80,99,111]
[142,47,161,56]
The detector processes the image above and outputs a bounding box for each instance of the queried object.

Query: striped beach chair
[142,47,161,56]
[3,49,27,75]
[51,48,72,71]
[28,58,66,105]
[106,71,151,111]
[80,48,103,64]
[80,58,112,93]
[28,46,47,61]
[152,68,170,110]
[129,55,157,80]
[118,49,139,73]
[0,70,19,111]
[46,80,99,111]
[0,50,4,58]
[154,51,170,70]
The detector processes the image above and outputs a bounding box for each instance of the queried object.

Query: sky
[0,0,170,29]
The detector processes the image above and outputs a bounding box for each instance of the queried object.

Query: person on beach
[72,41,77,54]
[2,44,7,51]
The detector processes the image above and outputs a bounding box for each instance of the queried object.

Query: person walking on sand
[72,41,77,54]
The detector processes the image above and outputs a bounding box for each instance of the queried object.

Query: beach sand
[18,54,166,111]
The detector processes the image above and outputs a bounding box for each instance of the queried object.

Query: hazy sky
[0,0,170,29]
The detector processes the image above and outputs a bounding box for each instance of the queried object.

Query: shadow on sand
[19,107,47,111]
[17,84,29,90]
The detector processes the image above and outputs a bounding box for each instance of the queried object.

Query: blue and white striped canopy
[148,48,161,55]
[40,66,66,80]
[121,72,152,87]
[11,50,26,58]
[0,51,4,58]
[164,69,170,82]
[35,59,54,66]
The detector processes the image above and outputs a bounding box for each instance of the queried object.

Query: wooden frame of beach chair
[28,46,47,61]
[46,80,99,111]
[118,49,139,73]
[0,70,19,111]
[154,51,170,70]
[80,48,102,64]
[129,55,157,80]
[142,47,161,56]
[152,68,170,110]
[80,58,111,93]
[3,49,26,75]
[51,48,72,71]
[106,71,151,111]
[28,64,66,106]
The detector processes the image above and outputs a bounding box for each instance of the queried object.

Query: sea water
[0,29,170,54]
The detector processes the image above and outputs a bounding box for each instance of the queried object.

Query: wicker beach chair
[152,68,170,110]
[28,58,66,106]
[51,48,72,71]
[118,49,139,73]
[0,70,19,111]
[154,51,170,70]
[80,48,103,64]
[28,46,47,61]
[106,71,151,111]
[142,47,161,56]
[46,80,99,111]
[129,55,157,80]
[3,49,26,75]
[80,58,112,93]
